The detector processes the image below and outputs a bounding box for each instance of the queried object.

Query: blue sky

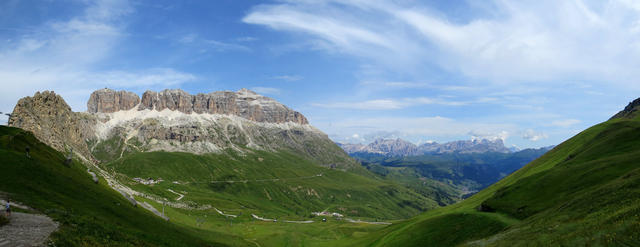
[1,0,640,149]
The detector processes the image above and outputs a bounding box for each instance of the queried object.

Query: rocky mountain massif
[338,137,511,157]
[9,88,350,167]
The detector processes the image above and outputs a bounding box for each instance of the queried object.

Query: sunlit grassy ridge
[0,126,247,246]
[360,117,640,246]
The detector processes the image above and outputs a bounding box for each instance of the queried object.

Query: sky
[1,0,640,149]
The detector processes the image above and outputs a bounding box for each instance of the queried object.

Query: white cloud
[178,33,250,52]
[359,81,431,89]
[251,87,281,95]
[313,99,409,110]
[522,129,549,141]
[318,116,516,143]
[469,130,510,142]
[550,119,582,127]
[203,39,250,52]
[0,1,196,112]
[90,68,196,88]
[272,75,303,81]
[179,33,198,43]
[244,0,640,87]
[236,36,258,42]
[312,96,475,110]
[343,133,366,143]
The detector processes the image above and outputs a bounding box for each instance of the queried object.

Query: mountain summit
[87,88,308,124]
[9,88,348,167]
[339,137,510,157]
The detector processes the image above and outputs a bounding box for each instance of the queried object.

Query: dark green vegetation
[356,149,548,203]
[0,126,247,246]
[362,114,640,246]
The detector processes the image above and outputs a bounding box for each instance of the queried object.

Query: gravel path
[344,218,391,225]
[205,173,323,184]
[166,189,184,201]
[0,212,59,247]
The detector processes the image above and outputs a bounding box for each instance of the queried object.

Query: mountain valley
[1,89,639,246]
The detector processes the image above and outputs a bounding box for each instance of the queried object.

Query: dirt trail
[0,212,59,247]
[344,218,391,225]
[251,214,313,223]
[215,208,237,218]
[167,189,184,201]
[205,173,323,184]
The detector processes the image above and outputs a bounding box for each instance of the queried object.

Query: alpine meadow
[1,1,640,246]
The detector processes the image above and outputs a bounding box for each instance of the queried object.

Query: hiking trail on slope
[0,212,59,247]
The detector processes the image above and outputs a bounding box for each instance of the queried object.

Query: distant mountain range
[367,97,640,246]
[337,137,544,157]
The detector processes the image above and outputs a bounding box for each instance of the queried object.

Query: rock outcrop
[426,139,510,154]
[340,137,511,157]
[8,88,350,168]
[135,88,308,124]
[367,138,420,156]
[87,88,140,113]
[8,91,96,161]
[610,97,640,120]
[86,88,307,124]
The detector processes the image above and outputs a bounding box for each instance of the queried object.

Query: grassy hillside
[361,117,640,246]
[0,126,248,246]
[102,149,443,221]
[89,132,468,246]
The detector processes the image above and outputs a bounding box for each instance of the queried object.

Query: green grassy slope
[102,149,442,220]
[0,126,249,246]
[362,117,640,246]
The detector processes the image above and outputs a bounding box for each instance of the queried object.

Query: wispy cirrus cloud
[179,33,250,52]
[549,119,582,127]
[272,75,303,81]
[251,87,281,95]
[318,116,517,144]
[522,129,549,141]
[0,0,197,114]
[236,36,258,42]
[313,97,476,110]
[244,0,640,87]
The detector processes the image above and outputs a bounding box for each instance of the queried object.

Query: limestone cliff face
[8,91,96,161]
[134,88,308,124]
[9,88,352,168]
[87,88,140,113]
